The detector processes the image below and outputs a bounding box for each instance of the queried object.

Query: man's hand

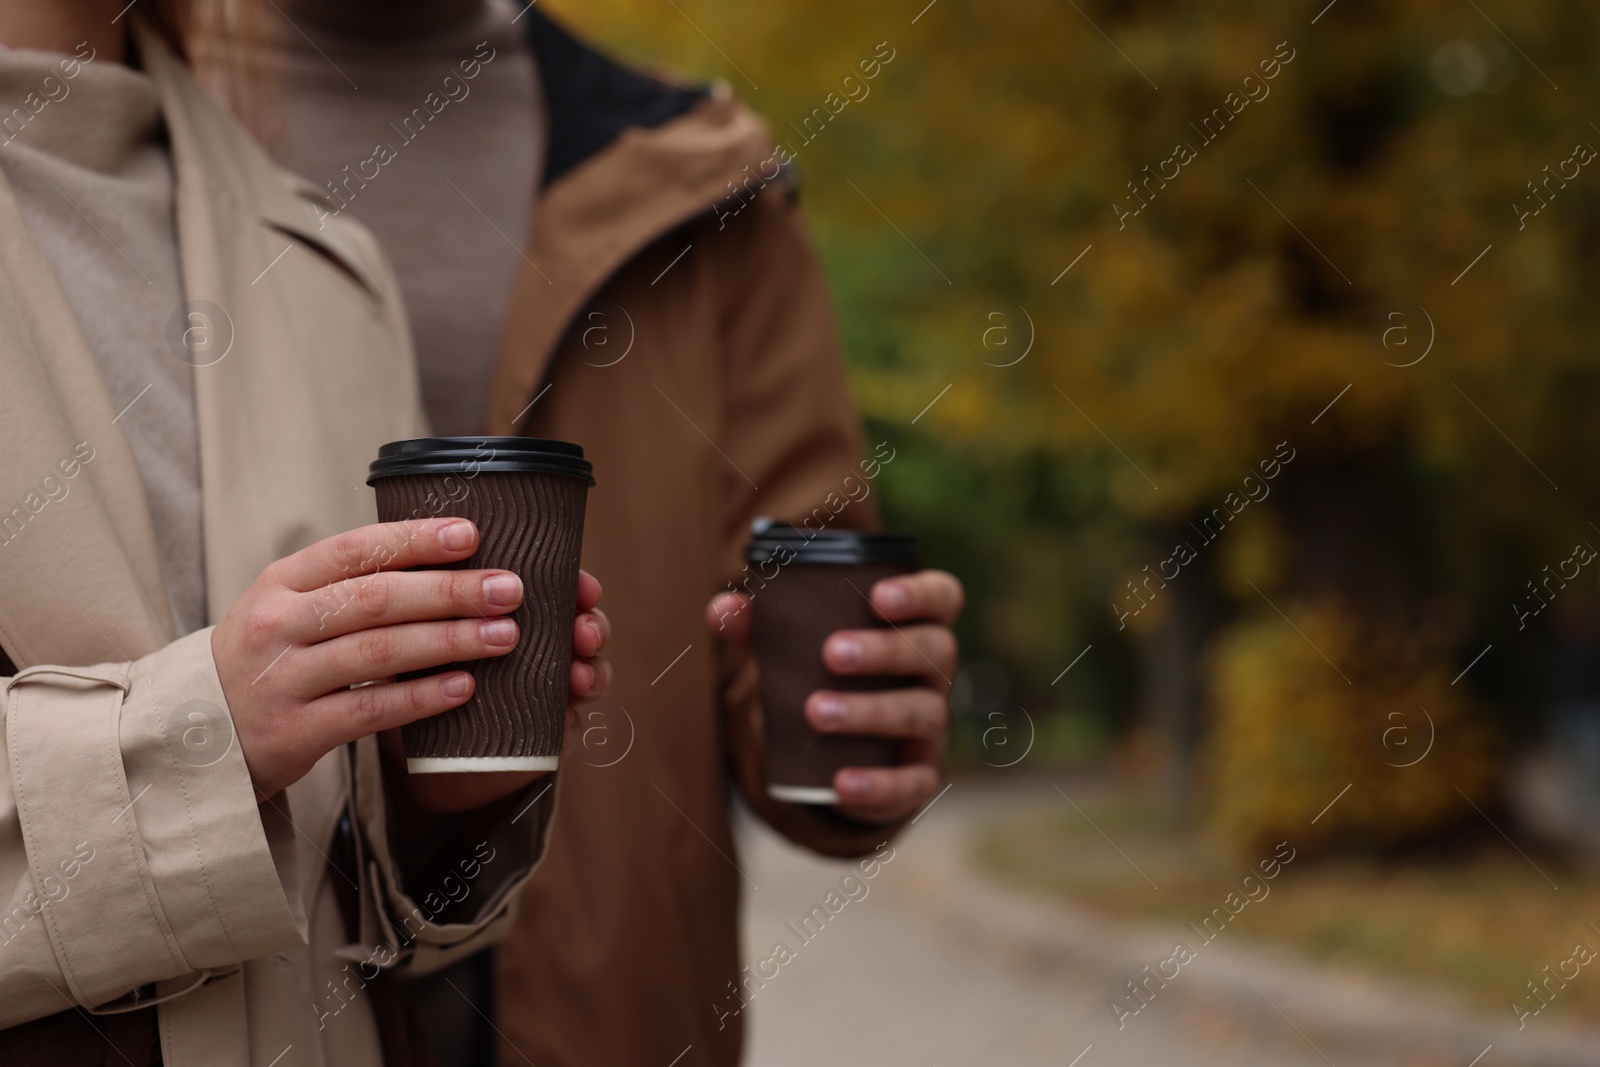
[212,518,610,803]
[707,569,963,823]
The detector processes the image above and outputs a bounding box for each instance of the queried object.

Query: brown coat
[490,15,906,1066]
[0,27,553,1066]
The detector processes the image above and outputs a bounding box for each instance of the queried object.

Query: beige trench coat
[0,27,550,1066]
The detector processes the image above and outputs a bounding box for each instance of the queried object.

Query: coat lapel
[485,92,772,434]
[0,130,174,669]
[140,26,415,621]
[0,25,417,671]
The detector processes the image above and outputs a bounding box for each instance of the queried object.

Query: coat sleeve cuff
[347,735,557,976]
[5,628,305,1008]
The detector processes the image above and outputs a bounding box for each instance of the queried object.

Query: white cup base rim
[406,755,559,774]
[767,784,840,805]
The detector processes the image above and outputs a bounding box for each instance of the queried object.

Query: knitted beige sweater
[0,44,206,636]
[264,0,543,437]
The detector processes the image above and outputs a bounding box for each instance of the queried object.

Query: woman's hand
[211,518,609,802]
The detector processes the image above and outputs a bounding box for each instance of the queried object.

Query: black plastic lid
[743,519,920,566]
[367,436,595,486]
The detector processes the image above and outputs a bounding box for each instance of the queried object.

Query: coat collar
[140,27,386,300]
[487,11,780,434]
[0,25,387,669]
[0,177,174,670]
[523,9,708,189]
[0,36,178,667]
[139,23,408,623]
[484,89,776,435]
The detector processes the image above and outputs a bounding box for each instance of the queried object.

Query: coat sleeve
[345,736,557,978]
[709,184,911,858]
[0,628,306,1029]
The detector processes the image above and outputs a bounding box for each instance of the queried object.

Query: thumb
[705,592,753,644]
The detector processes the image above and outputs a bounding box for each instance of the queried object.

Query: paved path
[736,774,1600,1067]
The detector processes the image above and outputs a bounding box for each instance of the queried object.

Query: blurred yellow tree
[549,0,1600,844]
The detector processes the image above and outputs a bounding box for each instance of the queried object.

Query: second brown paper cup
[744,521,921,804]
[368,436,593,773]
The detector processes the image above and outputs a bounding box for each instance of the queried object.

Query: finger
[572,608,610,659]
[271,519,480,593]
[833,763,941,823]
[706,592,753,644]
[290,568,524,642]
[306,670,477,749]
[293,617,519,696]
[577,570,603,613]
[823,625,957,688]
[871,569,964,625]
[807,688,948,740]
[571,657,612,701]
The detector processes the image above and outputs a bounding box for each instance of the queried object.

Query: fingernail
[482,619,518,647]
[484,574,522,609]
[830,637,864,668]
[441,673,471,698]
[878,583,910,614]
[815,696,848,727]
[440,521,475,551]
[836,769,869,798]
[579,662,596,690]
[587,620,603,647]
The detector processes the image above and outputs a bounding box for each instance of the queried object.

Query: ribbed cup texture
[753,562,918,791]
[373,471,587,762]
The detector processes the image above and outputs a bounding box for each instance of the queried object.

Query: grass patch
[976,785,1600,1024]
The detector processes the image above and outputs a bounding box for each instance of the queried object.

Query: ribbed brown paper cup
[745,521,921,805]
[368,437,593,774]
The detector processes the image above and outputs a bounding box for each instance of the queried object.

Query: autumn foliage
[549,0,1600,849]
